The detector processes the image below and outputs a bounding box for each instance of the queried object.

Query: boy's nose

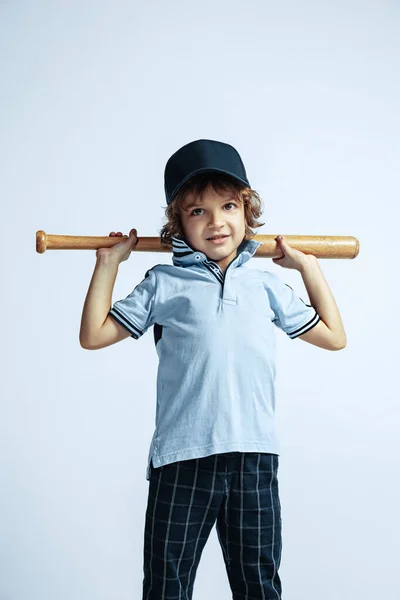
[208,213,225,225]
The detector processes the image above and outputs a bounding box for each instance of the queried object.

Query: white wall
[1,1,399,599]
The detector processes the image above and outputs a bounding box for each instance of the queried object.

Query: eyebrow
[183,197,237,210]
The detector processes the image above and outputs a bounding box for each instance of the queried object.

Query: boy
[79,139,346,599]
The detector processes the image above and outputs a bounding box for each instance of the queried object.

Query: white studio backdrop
[1,1,399,599]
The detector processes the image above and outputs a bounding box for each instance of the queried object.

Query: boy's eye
[191,203,236,216]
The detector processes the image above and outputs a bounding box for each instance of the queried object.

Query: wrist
[96,253,120,269]
[298,254,319,274]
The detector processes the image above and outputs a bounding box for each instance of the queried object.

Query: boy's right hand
[96,228,139,264]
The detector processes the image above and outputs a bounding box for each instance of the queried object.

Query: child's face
[179,186,246,273]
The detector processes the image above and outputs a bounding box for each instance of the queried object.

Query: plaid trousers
[142,452,282,600]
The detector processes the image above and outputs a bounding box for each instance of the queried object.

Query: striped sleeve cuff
[287,310,321,339]
[108,307,144,339]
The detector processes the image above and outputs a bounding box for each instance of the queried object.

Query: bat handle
[36,230,136,253]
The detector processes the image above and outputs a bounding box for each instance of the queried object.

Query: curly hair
[159,172,265,249]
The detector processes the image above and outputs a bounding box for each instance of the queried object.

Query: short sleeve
[263,271,320,339]
[108,267,157,339]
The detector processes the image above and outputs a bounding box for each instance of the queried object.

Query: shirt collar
[171,235,263,270]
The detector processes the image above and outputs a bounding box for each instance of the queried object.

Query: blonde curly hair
[159,172,265,248]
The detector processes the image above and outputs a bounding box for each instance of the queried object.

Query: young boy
[79,139,347,599]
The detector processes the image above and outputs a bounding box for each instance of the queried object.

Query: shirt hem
[146,440,280,480]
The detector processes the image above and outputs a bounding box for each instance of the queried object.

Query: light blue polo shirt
[108,236,320,480]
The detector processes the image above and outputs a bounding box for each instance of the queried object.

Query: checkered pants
[142,452,282,599]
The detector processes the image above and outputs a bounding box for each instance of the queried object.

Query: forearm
[79,255,119,346]
[299,257,347,344]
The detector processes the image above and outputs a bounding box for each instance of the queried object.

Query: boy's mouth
[206,235,230,244]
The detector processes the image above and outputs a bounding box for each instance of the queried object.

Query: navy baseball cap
[164,139,251,206]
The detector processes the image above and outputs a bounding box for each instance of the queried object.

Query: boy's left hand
[273,235,316,271]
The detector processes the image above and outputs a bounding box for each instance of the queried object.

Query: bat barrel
[256,235,360,259]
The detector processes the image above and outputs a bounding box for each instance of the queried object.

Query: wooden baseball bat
[36,230,359,258]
